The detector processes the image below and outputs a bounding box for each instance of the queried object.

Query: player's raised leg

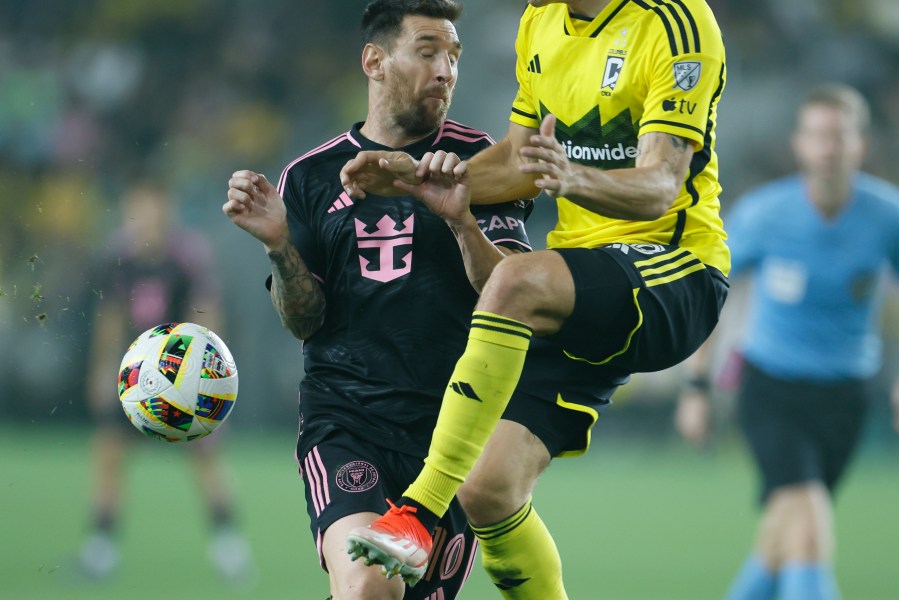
[347,251,574,584]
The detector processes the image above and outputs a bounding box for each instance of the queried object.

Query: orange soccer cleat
[346,499,433,587]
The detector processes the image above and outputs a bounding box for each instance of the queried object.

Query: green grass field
[2,424,897,599]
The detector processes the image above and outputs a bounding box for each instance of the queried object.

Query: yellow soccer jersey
[511,0,730,275]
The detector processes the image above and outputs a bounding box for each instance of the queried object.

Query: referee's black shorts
[736,359,871,503]
[502,243,729,457]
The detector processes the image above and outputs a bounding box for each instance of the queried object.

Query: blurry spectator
[77,182,255,586]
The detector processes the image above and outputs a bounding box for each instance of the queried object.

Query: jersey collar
[351,121,443,157]
[563,0,630,38]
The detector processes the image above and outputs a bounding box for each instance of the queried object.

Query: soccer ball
[117,322,238,442]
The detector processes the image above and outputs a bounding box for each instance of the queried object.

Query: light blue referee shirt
[727,173,899,380]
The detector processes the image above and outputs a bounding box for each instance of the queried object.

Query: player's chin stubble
[394,100,449,138]
[387,76,451,138]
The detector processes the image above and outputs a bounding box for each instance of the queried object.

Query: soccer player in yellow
[341,1,729,597]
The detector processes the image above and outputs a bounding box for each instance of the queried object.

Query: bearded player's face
[382,15,461,138]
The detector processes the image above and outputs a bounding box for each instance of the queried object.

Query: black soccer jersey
[94,228,219,342]
[278,121,532,456]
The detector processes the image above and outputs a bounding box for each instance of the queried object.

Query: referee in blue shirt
[677,83,899,600]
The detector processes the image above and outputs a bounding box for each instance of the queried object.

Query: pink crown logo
[354,214,414,283]
[355,215,414,238]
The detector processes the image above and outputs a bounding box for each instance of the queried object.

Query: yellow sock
[472,500,568,599]
[405,311,532,516]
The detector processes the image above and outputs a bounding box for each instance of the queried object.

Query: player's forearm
[468,136,540,205]
[563,163,679,221]
[446,213,508,293]
[265,240,326,340]
[681,337,714,393]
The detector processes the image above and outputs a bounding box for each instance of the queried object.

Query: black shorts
[298,430,477,599]
[502,244,729,457]
[736,360,871,503]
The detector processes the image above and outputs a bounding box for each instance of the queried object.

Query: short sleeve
[638,19,725,149]
[472,200,533,252]
[510,9,541,130]
[724,193,766,277]
[277,166,325,284]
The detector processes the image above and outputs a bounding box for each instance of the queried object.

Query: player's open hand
[223,170,289,249]
[340,151,422,199]
[398,150,472,228]
[518,114,577,198]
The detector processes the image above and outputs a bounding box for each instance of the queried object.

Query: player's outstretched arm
[465,122,541,205]
[675,338,715,447]
[520,114,694,221]
[339,124,543,205]
[400,151,511,292]
[340,151,422,199]
[224,170,325,340]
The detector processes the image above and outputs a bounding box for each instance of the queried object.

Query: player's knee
[763,483,834,563]
[480,255,534,302]
[477,255,562,330]
[458,475,526,527]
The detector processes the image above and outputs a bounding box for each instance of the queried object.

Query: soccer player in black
[223,2,531,598]
[80,182,254,585]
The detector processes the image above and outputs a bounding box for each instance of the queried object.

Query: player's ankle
[395,497,439,534]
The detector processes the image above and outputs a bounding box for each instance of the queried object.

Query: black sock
[95,510,117,535]
[396,496,439,534]
[210,503,234,529]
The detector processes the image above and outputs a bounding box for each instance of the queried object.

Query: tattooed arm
[266,240,326,339]
[518,115,695,221]
[224,170,326,340]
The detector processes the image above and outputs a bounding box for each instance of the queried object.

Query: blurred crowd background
[1,0,898,441]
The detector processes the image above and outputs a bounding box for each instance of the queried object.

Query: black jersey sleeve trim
[512,107,539,120]
[671,63,725,247]
[651,0,690,54]
[669,0,700,52]
[641,119,704,136]
[632,0,680,56]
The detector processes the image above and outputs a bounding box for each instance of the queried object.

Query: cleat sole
[346,536,425,587]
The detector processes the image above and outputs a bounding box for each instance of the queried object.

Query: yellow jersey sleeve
[510,8,541,130]
[638,14,725,150]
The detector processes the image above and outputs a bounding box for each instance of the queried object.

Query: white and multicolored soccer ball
[117,322,238,442]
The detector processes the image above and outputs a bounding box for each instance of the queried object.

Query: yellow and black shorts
[501,244,728,458]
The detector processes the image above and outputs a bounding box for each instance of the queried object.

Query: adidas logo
[450,381,481,402]
[526,54,541,74]
[496,577,531,590]
[328,191,355,213]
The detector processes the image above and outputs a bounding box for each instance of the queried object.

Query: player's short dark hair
[801,83,871,132]
[362,0,462,49]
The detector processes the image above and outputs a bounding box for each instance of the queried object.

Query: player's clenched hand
[223,170,289,249]
[340,150,422,199]
[518,114,577,198]
[399,151,473,228]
